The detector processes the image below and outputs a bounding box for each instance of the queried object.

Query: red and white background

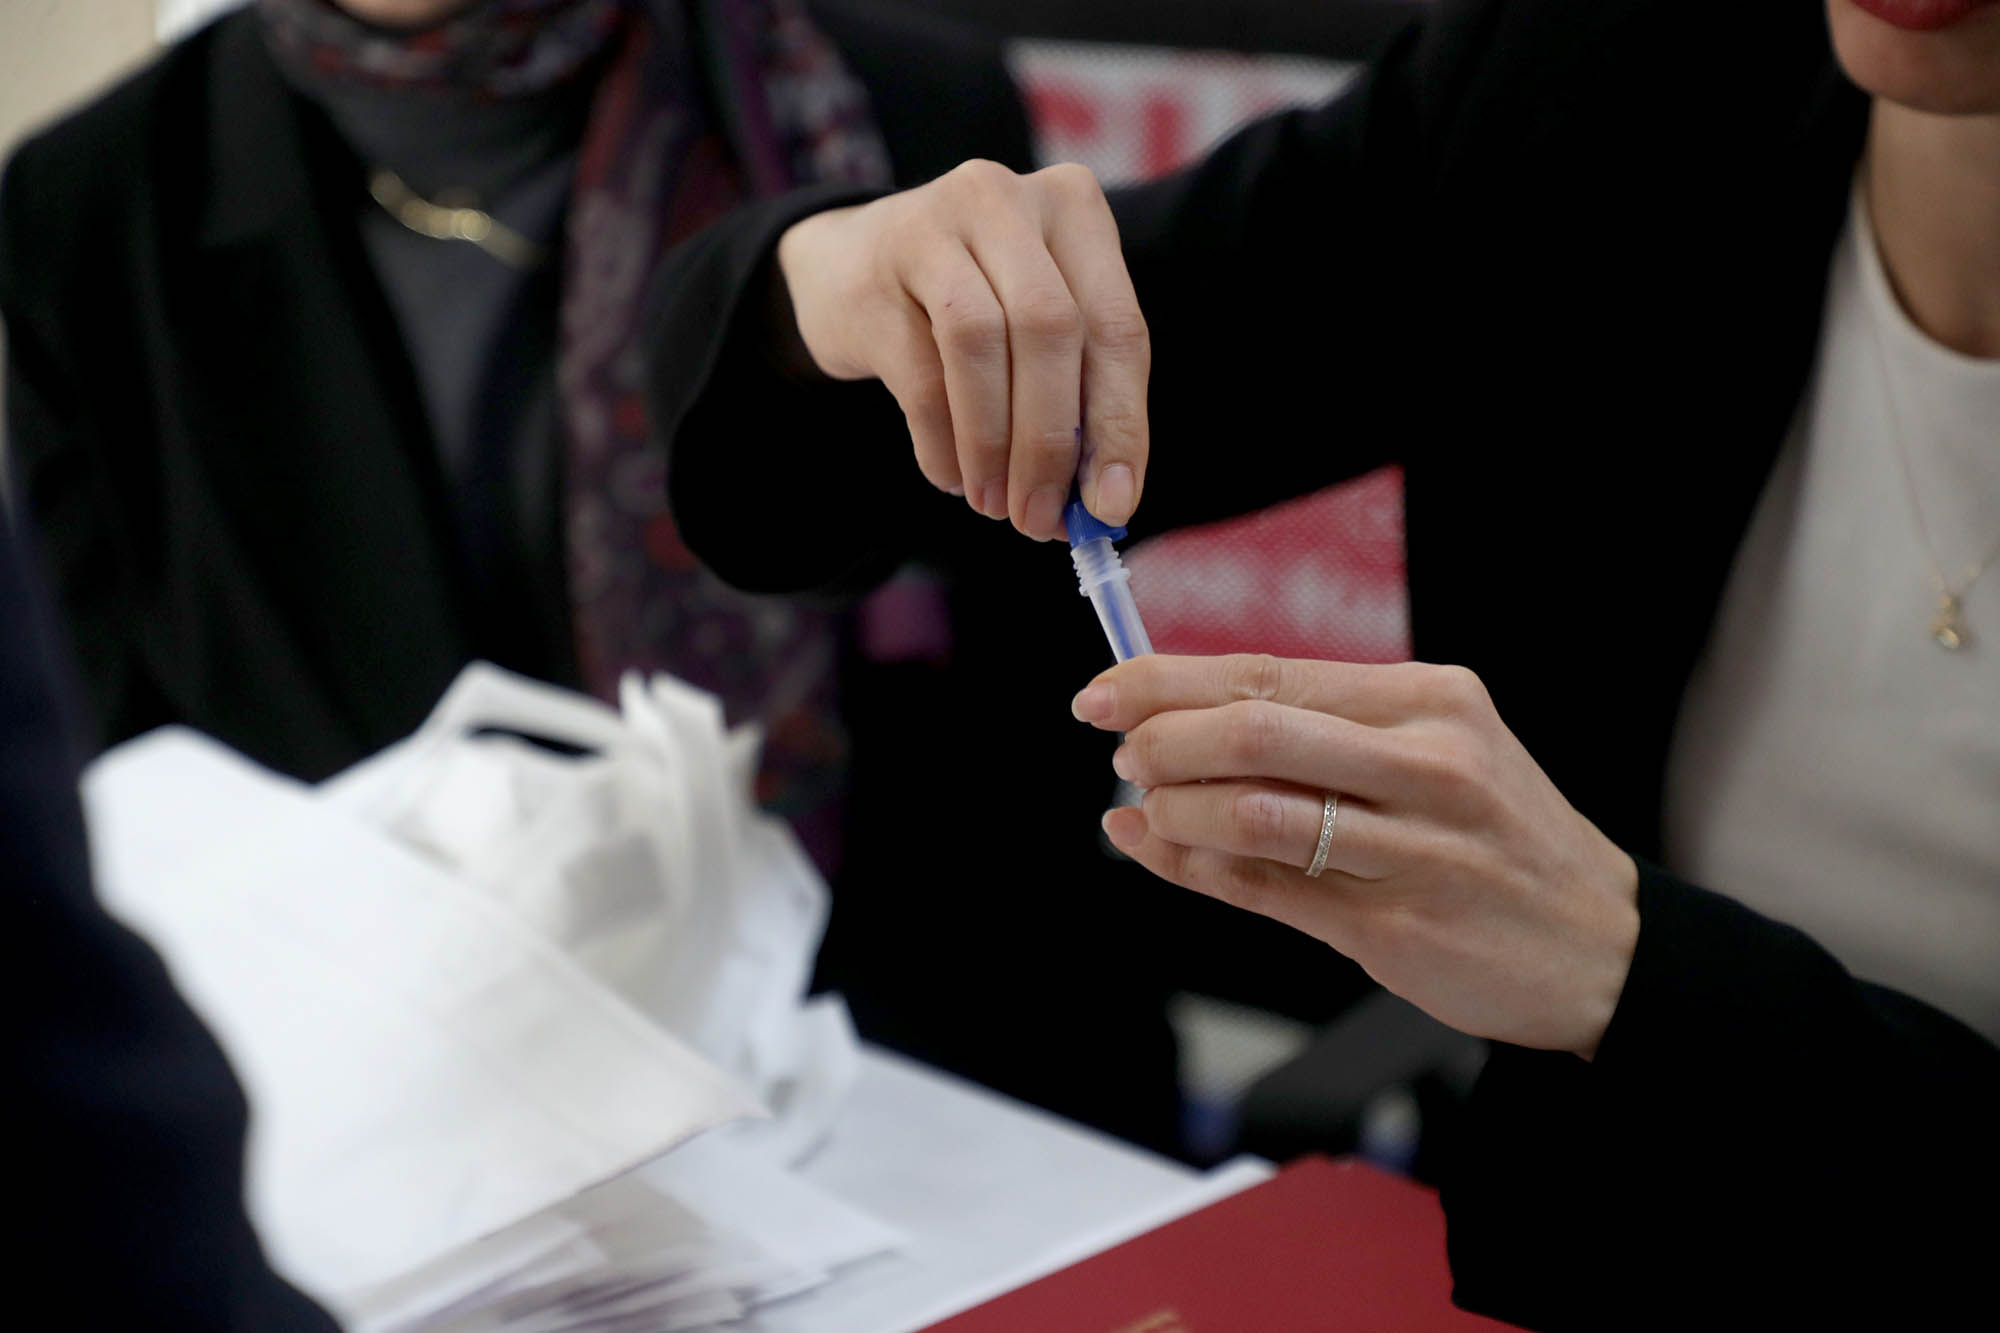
[1011,40,1411,666]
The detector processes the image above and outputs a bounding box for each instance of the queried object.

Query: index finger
[1038,164,1149,527]
[1071,654,1446,731]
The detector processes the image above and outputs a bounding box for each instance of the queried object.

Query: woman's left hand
[1075,654,1640,1059]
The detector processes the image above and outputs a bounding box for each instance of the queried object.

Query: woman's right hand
[775,160,1150,543]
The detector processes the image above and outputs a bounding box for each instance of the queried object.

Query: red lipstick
[1848,0,1998,32]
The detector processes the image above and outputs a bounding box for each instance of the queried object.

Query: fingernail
[1093,463,1136,525]
[1026,484,1066,540]
[945,482,965,497]
[1111,744,1137,782]
[976,479,1008,520]
[1102,807,1145,851]
[1071,683,1113,722]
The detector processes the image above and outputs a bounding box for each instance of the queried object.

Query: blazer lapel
[174,14,477,772]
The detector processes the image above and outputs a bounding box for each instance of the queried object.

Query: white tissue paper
[323,664,854,1160]
[84,663,900,1332]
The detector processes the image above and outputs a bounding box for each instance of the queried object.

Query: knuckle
[1410,733,1491,802]
[1227,653,1287,703]
[1035,160,1101,202]
[1124,726,1160,781]
[897,360,949,411]
[962,435,1011,466]
[1021,423,1080,464]
[1085,302,1150,353]
[1223,700,1285,765]
[944,157,1016,200]
[1118,655,1165,703]
[935,304,1008,362]
[1424,663,1490,716]
[1233,789,1290,847]
[1013,290,1083,347]
[957,413,1010,454]
[1088,407,1147,451]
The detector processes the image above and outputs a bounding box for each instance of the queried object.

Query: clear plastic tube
[1070,534,1153,663]
[1067,497,1154,830]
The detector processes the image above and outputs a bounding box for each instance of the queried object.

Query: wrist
[1571,846,1641,1061]
[774,207,864,382]
[762,242,827,385]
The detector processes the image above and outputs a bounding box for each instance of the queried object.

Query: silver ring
[1305,792,1340,878]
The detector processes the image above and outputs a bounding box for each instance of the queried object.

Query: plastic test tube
[1065,497,1154,662]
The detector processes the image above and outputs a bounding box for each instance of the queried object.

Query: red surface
[920,1156,1515,1333]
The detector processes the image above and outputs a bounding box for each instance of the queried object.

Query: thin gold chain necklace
[1865,256,2000,652]
[367,169,546,271]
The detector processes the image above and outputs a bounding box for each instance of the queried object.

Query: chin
[1827,0,2000,114]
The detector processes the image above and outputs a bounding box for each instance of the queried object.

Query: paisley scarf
[262,0,894,868]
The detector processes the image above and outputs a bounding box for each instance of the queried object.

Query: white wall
[0,0,157,486]
[0,0,157,166]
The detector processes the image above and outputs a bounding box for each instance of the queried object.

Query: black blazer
[0,0,1032,783]
[2,2,1214,1152]
[647,0,2000,1323]
[3,512,337,1330]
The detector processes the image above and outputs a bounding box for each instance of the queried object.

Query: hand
[775,160,1149,542]
[1075,654,1640,1059]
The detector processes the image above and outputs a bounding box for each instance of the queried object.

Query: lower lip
[1848,0,1996,31]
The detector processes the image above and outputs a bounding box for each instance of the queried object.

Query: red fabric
[1129,469,1410,664]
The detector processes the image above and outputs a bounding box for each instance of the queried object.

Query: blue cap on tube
[1063,484,1152,664]
[1063,489,1127,547]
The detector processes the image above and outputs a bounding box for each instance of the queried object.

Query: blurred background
[1,0,1450,1172]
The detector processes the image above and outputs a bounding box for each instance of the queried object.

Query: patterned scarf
[261,0,894,870]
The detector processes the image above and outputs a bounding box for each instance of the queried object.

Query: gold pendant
[1931,593,1967,651]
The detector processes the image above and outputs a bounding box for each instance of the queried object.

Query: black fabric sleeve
[1442,862,2000,1328]
[809,0,1036,185]
[1,513,340,1331]
[653,0,1507,591]
[0,141,174,756]
[651,2,1039,597]
[649,183,915,596]
[656,0,1842,593]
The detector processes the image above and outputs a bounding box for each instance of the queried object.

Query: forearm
[656,20,1459,580]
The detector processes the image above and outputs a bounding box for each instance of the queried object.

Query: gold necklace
[367,169,546,271]
[1867,264,2000,652]
[1876,364,2000,651]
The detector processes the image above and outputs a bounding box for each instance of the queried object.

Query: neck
[1866,100,2000,360]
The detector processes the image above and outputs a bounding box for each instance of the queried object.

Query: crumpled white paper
[83,728,762,1300]
[323,663,855,1162]
[85,661,890,1330]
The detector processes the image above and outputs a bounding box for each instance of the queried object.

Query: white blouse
[1663,185,2000,1041]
